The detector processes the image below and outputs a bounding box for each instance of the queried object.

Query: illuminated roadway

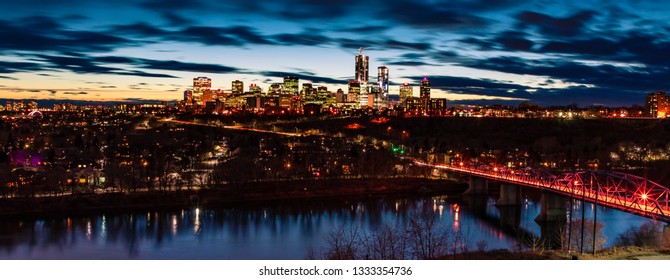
[164,118,306,137]
[410,158,670,223]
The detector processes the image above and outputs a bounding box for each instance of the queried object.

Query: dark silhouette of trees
[566,218,606,253]
[313,212,474,260]
[616,221,664,247]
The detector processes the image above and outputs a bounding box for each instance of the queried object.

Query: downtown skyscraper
[377,66,389,99]
[355,48,369,84]
[420,77,431,100]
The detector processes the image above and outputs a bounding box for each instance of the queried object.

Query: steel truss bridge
[411,159,670,222]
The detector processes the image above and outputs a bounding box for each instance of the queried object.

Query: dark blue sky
[0,0,668,106]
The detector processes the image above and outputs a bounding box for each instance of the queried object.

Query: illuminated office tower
[645,91,669,118]
[184,90,193,101]
[420,77,430,100]
[193,77,211,92]
[355,48,369,84]
[193,77,211,105]
[336,88,345,103]
[301,83,313,99]
[399,83,413,105]
[347,80,361,103]
[317,86,329,101]
[377,66,389,98]
[283,76,299,96]
[269,83,283,96]
[249,84,262,95]
[232,80,244,96]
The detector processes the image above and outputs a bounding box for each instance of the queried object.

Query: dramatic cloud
[253,71,347,85]
[383,2,490,29]
[462,56,670,92]
[63,91,88,95]
[0,0,666,105]
[516,10,598,37]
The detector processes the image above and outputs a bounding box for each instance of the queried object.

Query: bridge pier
[465,177,488,195]
[496,184,521,206]
[463,195,488,216]
[535,193,568,223]
[535,193,568,250]
[497,205,521,231]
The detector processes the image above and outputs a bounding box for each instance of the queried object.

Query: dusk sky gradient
[1,0,669,106]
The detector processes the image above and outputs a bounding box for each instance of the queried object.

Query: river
[0,193,655,259]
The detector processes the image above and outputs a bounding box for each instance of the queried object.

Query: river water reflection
[0,194,654,259]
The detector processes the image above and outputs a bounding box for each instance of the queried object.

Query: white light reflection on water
[86,221,92,240]
[193,207,201,234]
[452,204,460,230]
[100,215,107,239]
[171,214,178,235]
[0,195,658,260]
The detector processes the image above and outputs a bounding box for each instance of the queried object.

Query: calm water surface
[0,194,654,259]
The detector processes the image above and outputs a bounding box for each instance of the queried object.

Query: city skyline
[0,0,668,106]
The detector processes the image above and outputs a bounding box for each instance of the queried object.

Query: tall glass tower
[355,48,369,84]
[400,83,413,104]
[193,77,211,105]
[283,76,299,95]
[420,77,430,99]
[231,80,244,96]
[377,66,389,98]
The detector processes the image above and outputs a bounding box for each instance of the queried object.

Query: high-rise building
[301,83,313,99]
[317,86,329,101]
[420,77,430,100]
[347,80,361,103]
[645,91,669,118]
[202,89,214,104]
[400,83,413,105]
[355,48,369,84]
[284,76,299,96]
[336,88,345,103]
[369,84,381,108]
[269,83,283,96]
[232,80,244,96]
[377,66,389,98]
[249,84,262,95]
[193,77,212,105]
[193,77,212,93]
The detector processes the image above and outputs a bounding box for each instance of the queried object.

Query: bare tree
[360,224,408,260]
[567,218,607,253]
[322,225,363,260]
[406,212,449,259]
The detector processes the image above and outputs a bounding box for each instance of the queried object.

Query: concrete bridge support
[465,177,488,195]
[496,184,521,206]
[535,193,568,250]
[497,205,521,231]
[535,193,568,223]
[463,195,488,216]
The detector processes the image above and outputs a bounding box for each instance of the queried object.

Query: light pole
[579,178,586,255]
[592,173,598,255]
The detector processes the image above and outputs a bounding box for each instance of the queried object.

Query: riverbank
[442,247,670,260]
[0,177,466,218]
[330,247,670,260]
